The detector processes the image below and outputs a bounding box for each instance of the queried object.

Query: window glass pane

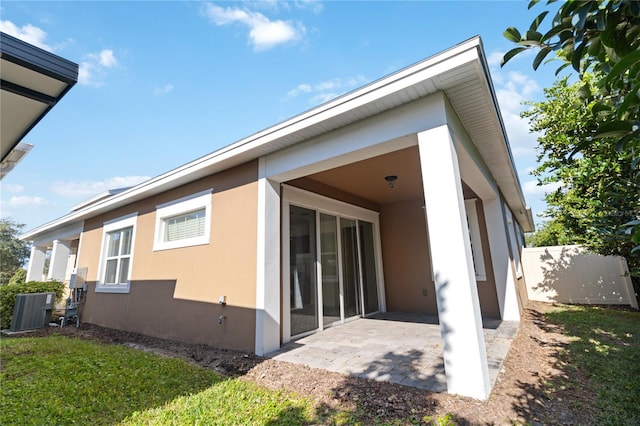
[289,205,318,336]
[118,257,130,284]
[164,209,205,242]
[107,231,121,257]
[120,227,133,255]
[359,221,379,314]
[341,218,361,318]
[320,214,340,326]
[105,259,118,284]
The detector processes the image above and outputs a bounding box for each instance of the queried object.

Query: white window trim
[464,199,487,281]
[153,189,212,251]
[96,213,138,294]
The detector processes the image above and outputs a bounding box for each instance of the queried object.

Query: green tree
[526,219,578,247]
[522,76,639,274]
[502,0,640,274]
[0,219,30,285]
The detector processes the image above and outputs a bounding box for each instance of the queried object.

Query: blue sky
[1,1,560,233]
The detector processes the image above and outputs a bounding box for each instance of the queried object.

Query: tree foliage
[0,219,30,286]
[523,76,639,274]
[526,218,579,247]
[502,0,640,274]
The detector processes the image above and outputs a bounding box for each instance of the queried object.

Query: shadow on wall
[80,280,258,352]
[522,245,638,309]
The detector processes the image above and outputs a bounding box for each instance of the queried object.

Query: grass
[2,304,637,425]
[0,335,323,425]
[544,305,640,426]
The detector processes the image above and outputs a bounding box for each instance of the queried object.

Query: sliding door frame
[281,185,386,343]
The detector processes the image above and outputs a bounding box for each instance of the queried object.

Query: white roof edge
[473,38,533,232]
[23,36,532,238]
[69,186,132,211]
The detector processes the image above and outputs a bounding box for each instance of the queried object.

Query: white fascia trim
[152,189,213,251]
[31,221,84,247]
[20,39,484,242]
[95,212,138,294]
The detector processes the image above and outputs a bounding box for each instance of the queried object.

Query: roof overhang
[0,141,33,179]
[0,32,78,166]
[21,36,534,241]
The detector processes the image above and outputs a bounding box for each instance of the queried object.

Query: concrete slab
[269,312,519,394]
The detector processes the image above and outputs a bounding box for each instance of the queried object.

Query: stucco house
[22,37,532,400]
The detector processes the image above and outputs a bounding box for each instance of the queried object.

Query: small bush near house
[0,280,64,329]
[7,268,26,285]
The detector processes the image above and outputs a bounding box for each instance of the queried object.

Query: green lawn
[544,305,640,425]
[0,335,324,425]
[1,304,638,425]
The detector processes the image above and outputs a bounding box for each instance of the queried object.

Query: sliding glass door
[288,197,382,338]
[289,205,318,336]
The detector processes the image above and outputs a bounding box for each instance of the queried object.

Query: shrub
[7,269,26,286]
[0,281,65,329]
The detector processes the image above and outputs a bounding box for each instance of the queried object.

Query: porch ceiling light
[385,175,398,189]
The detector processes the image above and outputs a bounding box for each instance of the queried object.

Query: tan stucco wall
[77,161,258,351]
[380,199,438,314]
[473,198,501,319]
[379,197,501,318]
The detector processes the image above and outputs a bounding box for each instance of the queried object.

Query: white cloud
[3,184,25,193]
[294,0,324,14]
[51,176,149,198]
[99,49,118,67]
[286,75,368,105]
[286,83,312,97]
[154,83,174,95]
[490,66,542,158]
[0,20,53,51]
[487,51,504,68]
[202,3,305,51]
[79,49,119,87]
[523,179,563,196]
[8,196,48,207]
[251,0,323,14]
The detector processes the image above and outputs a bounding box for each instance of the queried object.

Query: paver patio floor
[269,312,519,392]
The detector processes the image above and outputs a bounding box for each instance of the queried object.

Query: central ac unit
[9,292,55,332]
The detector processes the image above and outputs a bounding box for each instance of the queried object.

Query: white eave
[21,36,533,241]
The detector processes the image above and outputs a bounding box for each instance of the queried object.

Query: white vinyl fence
[522,245,638,309]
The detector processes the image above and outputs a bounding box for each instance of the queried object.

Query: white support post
[255,158,282,356]
[483,198,521,320]
[47,239,71,281]
[26,245,47,282]
[418,126,491,400]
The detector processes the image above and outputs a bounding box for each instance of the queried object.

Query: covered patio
[270,313,519,392]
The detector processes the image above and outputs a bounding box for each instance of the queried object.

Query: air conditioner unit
[9,292,55,332]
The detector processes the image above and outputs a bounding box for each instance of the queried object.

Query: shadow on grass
[508,305,640,426]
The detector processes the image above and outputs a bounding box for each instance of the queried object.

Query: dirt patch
[15,302,597,425]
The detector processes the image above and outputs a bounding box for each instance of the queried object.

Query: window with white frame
[153,189,212,251]
[464,199,487,281]
[97,213,137,293]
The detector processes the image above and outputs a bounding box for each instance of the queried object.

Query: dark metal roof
[0,31,79,163]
